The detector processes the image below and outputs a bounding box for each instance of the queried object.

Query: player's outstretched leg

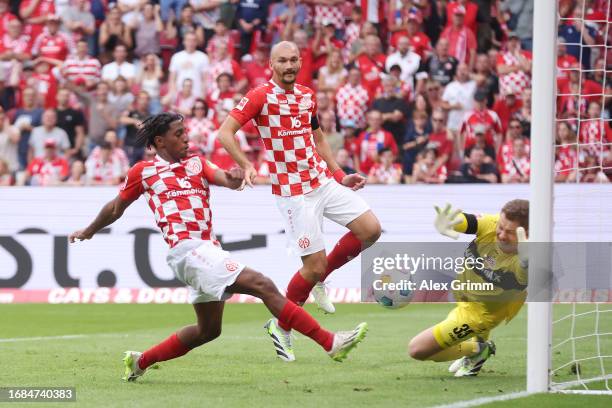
[228,267,368,362]
[123,302,225,382]
[311,211,382,314]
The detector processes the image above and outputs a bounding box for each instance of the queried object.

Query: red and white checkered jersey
[32,31,74,62]
[61,55,101,84]
[496,51,532,96]
[460,109,502,149]
[119,154,219,248]
[500,155,530,178]
[336,83,370,129]
[229,80,331,197]
[555,145,578,173]
[313,5,345,30]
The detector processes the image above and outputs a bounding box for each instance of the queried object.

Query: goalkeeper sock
[321,231,363,282]
[428,339,484,362]
[278,271,316,331]
[138,333,191,369]
[278,300,334,351]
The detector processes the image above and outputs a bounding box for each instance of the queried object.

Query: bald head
[271,41,300,60]
[270,41,301,88]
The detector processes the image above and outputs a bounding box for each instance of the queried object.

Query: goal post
[527,0,557,394]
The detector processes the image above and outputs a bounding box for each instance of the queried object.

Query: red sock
[279,300,334,351]
[278,271,316,331]
[138,333,192,370]
[321,232,363,282]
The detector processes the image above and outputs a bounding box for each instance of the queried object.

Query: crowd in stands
[0,0,610,187]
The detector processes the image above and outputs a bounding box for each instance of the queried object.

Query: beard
[280,71,297,84]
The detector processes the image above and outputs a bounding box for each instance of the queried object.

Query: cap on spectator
[44,138,57,148]
[407,9,423,23]
[389,64,402,73]
[47,14,61,22]
[322,18,335,27]
[340,119,357,129]
[473,124,487,135]
[454,5,466,15]
[474,90,487,102]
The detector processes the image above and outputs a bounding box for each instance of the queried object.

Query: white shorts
[275,179,370,257]
[166,240,245,304]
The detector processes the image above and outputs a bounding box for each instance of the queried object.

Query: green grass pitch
[1,303,610,407]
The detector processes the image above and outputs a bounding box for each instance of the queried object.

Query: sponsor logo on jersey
[236,97,249,111]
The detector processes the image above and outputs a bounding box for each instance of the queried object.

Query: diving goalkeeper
[408,199,529,377]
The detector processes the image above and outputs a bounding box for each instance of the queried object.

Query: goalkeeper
[408,199,529,377]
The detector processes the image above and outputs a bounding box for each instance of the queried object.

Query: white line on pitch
[430,391,531,408]
[0,333,266,343]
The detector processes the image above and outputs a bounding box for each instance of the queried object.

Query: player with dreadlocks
[68,112,368,382]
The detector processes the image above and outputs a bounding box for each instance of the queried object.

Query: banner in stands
[0,184,609,303]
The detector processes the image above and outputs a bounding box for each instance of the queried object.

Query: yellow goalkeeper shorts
[432,302,507,349]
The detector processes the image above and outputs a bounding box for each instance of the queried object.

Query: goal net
[548,0,612,394]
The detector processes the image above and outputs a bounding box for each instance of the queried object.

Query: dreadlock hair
[136,112,184,148]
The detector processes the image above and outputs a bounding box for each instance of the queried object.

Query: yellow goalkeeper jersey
[453,213,527,322]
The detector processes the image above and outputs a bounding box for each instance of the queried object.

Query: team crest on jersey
[185,158,202,175]
[298,236,311,249]
[225,260,240,272]
[236,97,249,111]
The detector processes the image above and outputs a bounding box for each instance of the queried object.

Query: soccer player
[408,199,529,377]
[68,113,368,382]
[218,41,382,361]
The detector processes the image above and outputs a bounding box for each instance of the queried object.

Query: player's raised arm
[68,194,136,243]
[313,127,366,191]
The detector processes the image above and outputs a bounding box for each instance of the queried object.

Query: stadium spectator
[496,32,532,98]
[19,0,56,44]
[368,147,403,185]
[28,109,70,161]
[515,87,532,137]
[355,109,399,175]
[557,62,604,119]
[62,159,86,186]
[89,129,129,171]
[135,53,163,114]
[498,118,528,168]
[426,109,454,171]
[55,88,85,161]
[312,20,344,71]
[101,44,136,86]
[389,7,432,58]
[372,75,411,147]
[190,1,222,51]
[268,0,308,45]
[206,40,247,96]
[206,20,236,59]
[134,3,164,58]
[291,29,315,89]
[60,0,95,49]
[355,34,386,100]
[31,14,74,71]
[336,66,370,130]
[61,39,102,88]
[446,1,479,35]
[315,91,335,121]
[320,110,343,155]
[493,90,522,133]
[558,3,597,69]
[236,0,267,56]
[500,0,534,51]
[164,78,196,116]
[242,43,273,88]
[207,72,240,119]
[459,90,502,152]
[109,76,135,115]
[555,121,578,182]
[0,0,17,38]
[458,145,498,183]
[387,64,414,103]
[14,87,43,169]
[413,147,448,184]
[85,141,124,185]
[71,81,118,150]
[442,63,476,136]
[402,109,431,183]
[579,100,611,161]
[118,0,147,27]
[168,31,209,99]
[472,53,499,107]
[26,138,69,186]
[464,123,496,162]
[336,148,356,175]
[343,7,362,61]
[440,6,477,68]
[422,80,444,113]
[556,39,578,81]
[0,19,31,78]
[98,5,132,60]
[120,91,152,165]
[317,48,347,95]
[0,105,19,173]
[168,4,205,51]
[416,38,458,93]
[186,98,215,153]
[386,35,421,91]
[500,136,530,183]
[160,0,189,22]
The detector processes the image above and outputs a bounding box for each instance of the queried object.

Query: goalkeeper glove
[433,203,463,240]
[516,227,529,269]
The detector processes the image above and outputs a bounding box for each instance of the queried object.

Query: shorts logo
[298,237,311,249]
[236,97,249,111]
[225,260,240,272]
[185,159,202,175]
